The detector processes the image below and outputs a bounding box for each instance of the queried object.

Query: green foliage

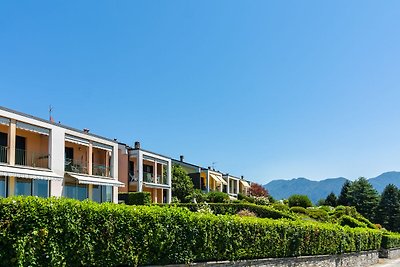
[160,203,296,220]
[186,189,207,203]
[0,197,384,266]
[254,197,269,206]
[375,184,400,232]
[238,193,255,203]
[288,195,313,208]
[337,180,351,206]
[306,208,329,222]
[381,233,400,249]
[338,215,367,228]
[206,191,229,203]
[290,206,307,214]
[172,165,194,203]
[118,192,151,205]
[347,177,380,222]
[271,203,290,212]
[329,206,377,230]
[324,192,338,207]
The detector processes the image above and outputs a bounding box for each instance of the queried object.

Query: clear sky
[1,1,400,184]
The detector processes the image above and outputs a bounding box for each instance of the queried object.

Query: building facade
[0,106,123,203]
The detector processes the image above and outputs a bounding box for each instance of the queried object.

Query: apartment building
[0,106,123,203]
[118,142,172,203]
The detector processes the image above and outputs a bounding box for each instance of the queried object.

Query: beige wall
[118,148,129,193]
[65,141,88,164]
[0,124,8,135]
[16,128,49,155]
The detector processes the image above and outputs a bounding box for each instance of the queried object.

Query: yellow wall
[65,141,88,164]
[16,128,49,155]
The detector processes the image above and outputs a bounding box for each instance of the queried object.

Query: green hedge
[158,203,297,220]
[118,192,151,205]
[338,215,367,228]
[381,233,400,249]
[0,197,383,266]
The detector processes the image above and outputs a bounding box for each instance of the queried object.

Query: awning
[0,165,63,181]
[240,180,250,188]
[210,173,227,185]
[66,173,124,187]
[65,134,90,146]
[16,121,50,136]
[92,142,113,152]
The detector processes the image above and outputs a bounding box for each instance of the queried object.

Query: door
[15,136,26,165]
[65,147,74,171]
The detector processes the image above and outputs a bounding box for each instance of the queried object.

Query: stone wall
[380,248,400,259]
[157,250,379,267]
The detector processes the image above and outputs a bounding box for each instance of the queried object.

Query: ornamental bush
[160,203,296,220]
[0,196,383,266]
[381,233,400,249]
[338,215,367,228]
[288,195,313,208]
[118,192,151,205]
[206,191,229,203]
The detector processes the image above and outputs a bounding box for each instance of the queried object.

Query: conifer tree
[375,184,400,232]
[337,180,351,206]
[347,177,379,221]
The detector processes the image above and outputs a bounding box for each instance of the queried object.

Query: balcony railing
[0,145,7,163]
[157,175,169,185]
[65,158,88,174]
[15,148,49,169]
[92,163,111,177]
[143,172,155,183]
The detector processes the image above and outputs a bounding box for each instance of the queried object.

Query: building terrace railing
[15,148,49,169]
[0,145,7,164]
[65,158,88,174]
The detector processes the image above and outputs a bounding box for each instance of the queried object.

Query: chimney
[208,166,211,170]
[134,141,141,149]
[83,128,90,133]
[241,175,244,180]
[180,155,184,162]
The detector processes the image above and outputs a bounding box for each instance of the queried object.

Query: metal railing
[65,158,88,174]
[0,145,7,163]
[92,163,111,177]
[143,172,155,183]
[15,148,49,169]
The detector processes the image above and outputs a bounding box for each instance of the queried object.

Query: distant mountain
[264,171,400,204]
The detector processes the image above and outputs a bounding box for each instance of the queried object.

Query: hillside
[264,171,400,204]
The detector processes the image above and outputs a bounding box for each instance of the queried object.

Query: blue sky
[1,1,400,183]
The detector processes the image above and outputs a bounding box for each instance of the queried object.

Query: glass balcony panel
[65,158,88,174]
[15,148,49,169]
[0,145,7,163]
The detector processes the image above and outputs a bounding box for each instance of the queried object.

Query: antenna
[49,105,54,122]
[211,162,217,169]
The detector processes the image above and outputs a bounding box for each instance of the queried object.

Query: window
[64,182,88,201]
[92,185,113,203]
[15,178,49,197]
[0,176,7,197]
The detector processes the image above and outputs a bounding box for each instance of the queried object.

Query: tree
[337,180,351,206]
[347,177,379,221]
[288,194,312,208]
[324,192,338,207]
[249,183,268,197]
[171,165,194,203]
[375,184,400,232]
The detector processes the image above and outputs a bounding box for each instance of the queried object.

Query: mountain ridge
[264,171,400,204]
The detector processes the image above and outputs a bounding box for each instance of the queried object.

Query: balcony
[65,158,88,174]
[15,148,49,169]
[92,163,111,177]
[0,145,7,163]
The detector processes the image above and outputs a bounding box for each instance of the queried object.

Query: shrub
[0,197,382,266]
[306,208,329,222]
[290,206,307,214]
[237,209,257,217]
[254,196,269,206]
[206,191,229,203]
[338,215,367,228]
[272,203,290,212]
[118,192,151,205]
[186,189,207,203]
[238,193,255,203]
[158,203,296,220]
[381,233,400,249]
[288,195,313,208]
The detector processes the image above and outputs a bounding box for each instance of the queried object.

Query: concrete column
[226,176,230,194]
[160,188,164,203]
[236,180,239,194]
[154,161,157,184]
[88,142,93,175]
[137,151,143,192]
[88,184,93,200]
[206,171,210,192]
[167,159,172,203]
[8,119,16,165]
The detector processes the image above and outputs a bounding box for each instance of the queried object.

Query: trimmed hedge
[0,197,383,266]
[338,215,367,228]
[118,192,151,205]
[158,203,297,220]
[381,233,400,249]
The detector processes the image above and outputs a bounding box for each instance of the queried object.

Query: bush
[272,203,290,212]
[381,233,400,249]
[288,195,313,208]
[254,197,269,206]
[237,209,257,217]
[186,189,207,203]
[306,208,329,222]
[0,197,382,266]
[290,206,307,214]
[238,193,255,203]
[118,192,151,205]
[338,215,367,228]
[158,203,296,220]
[206,191,229,203]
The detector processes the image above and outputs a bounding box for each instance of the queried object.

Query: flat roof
[171,158,201,169]
[0,106,118,143]
[119,142,171,159]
